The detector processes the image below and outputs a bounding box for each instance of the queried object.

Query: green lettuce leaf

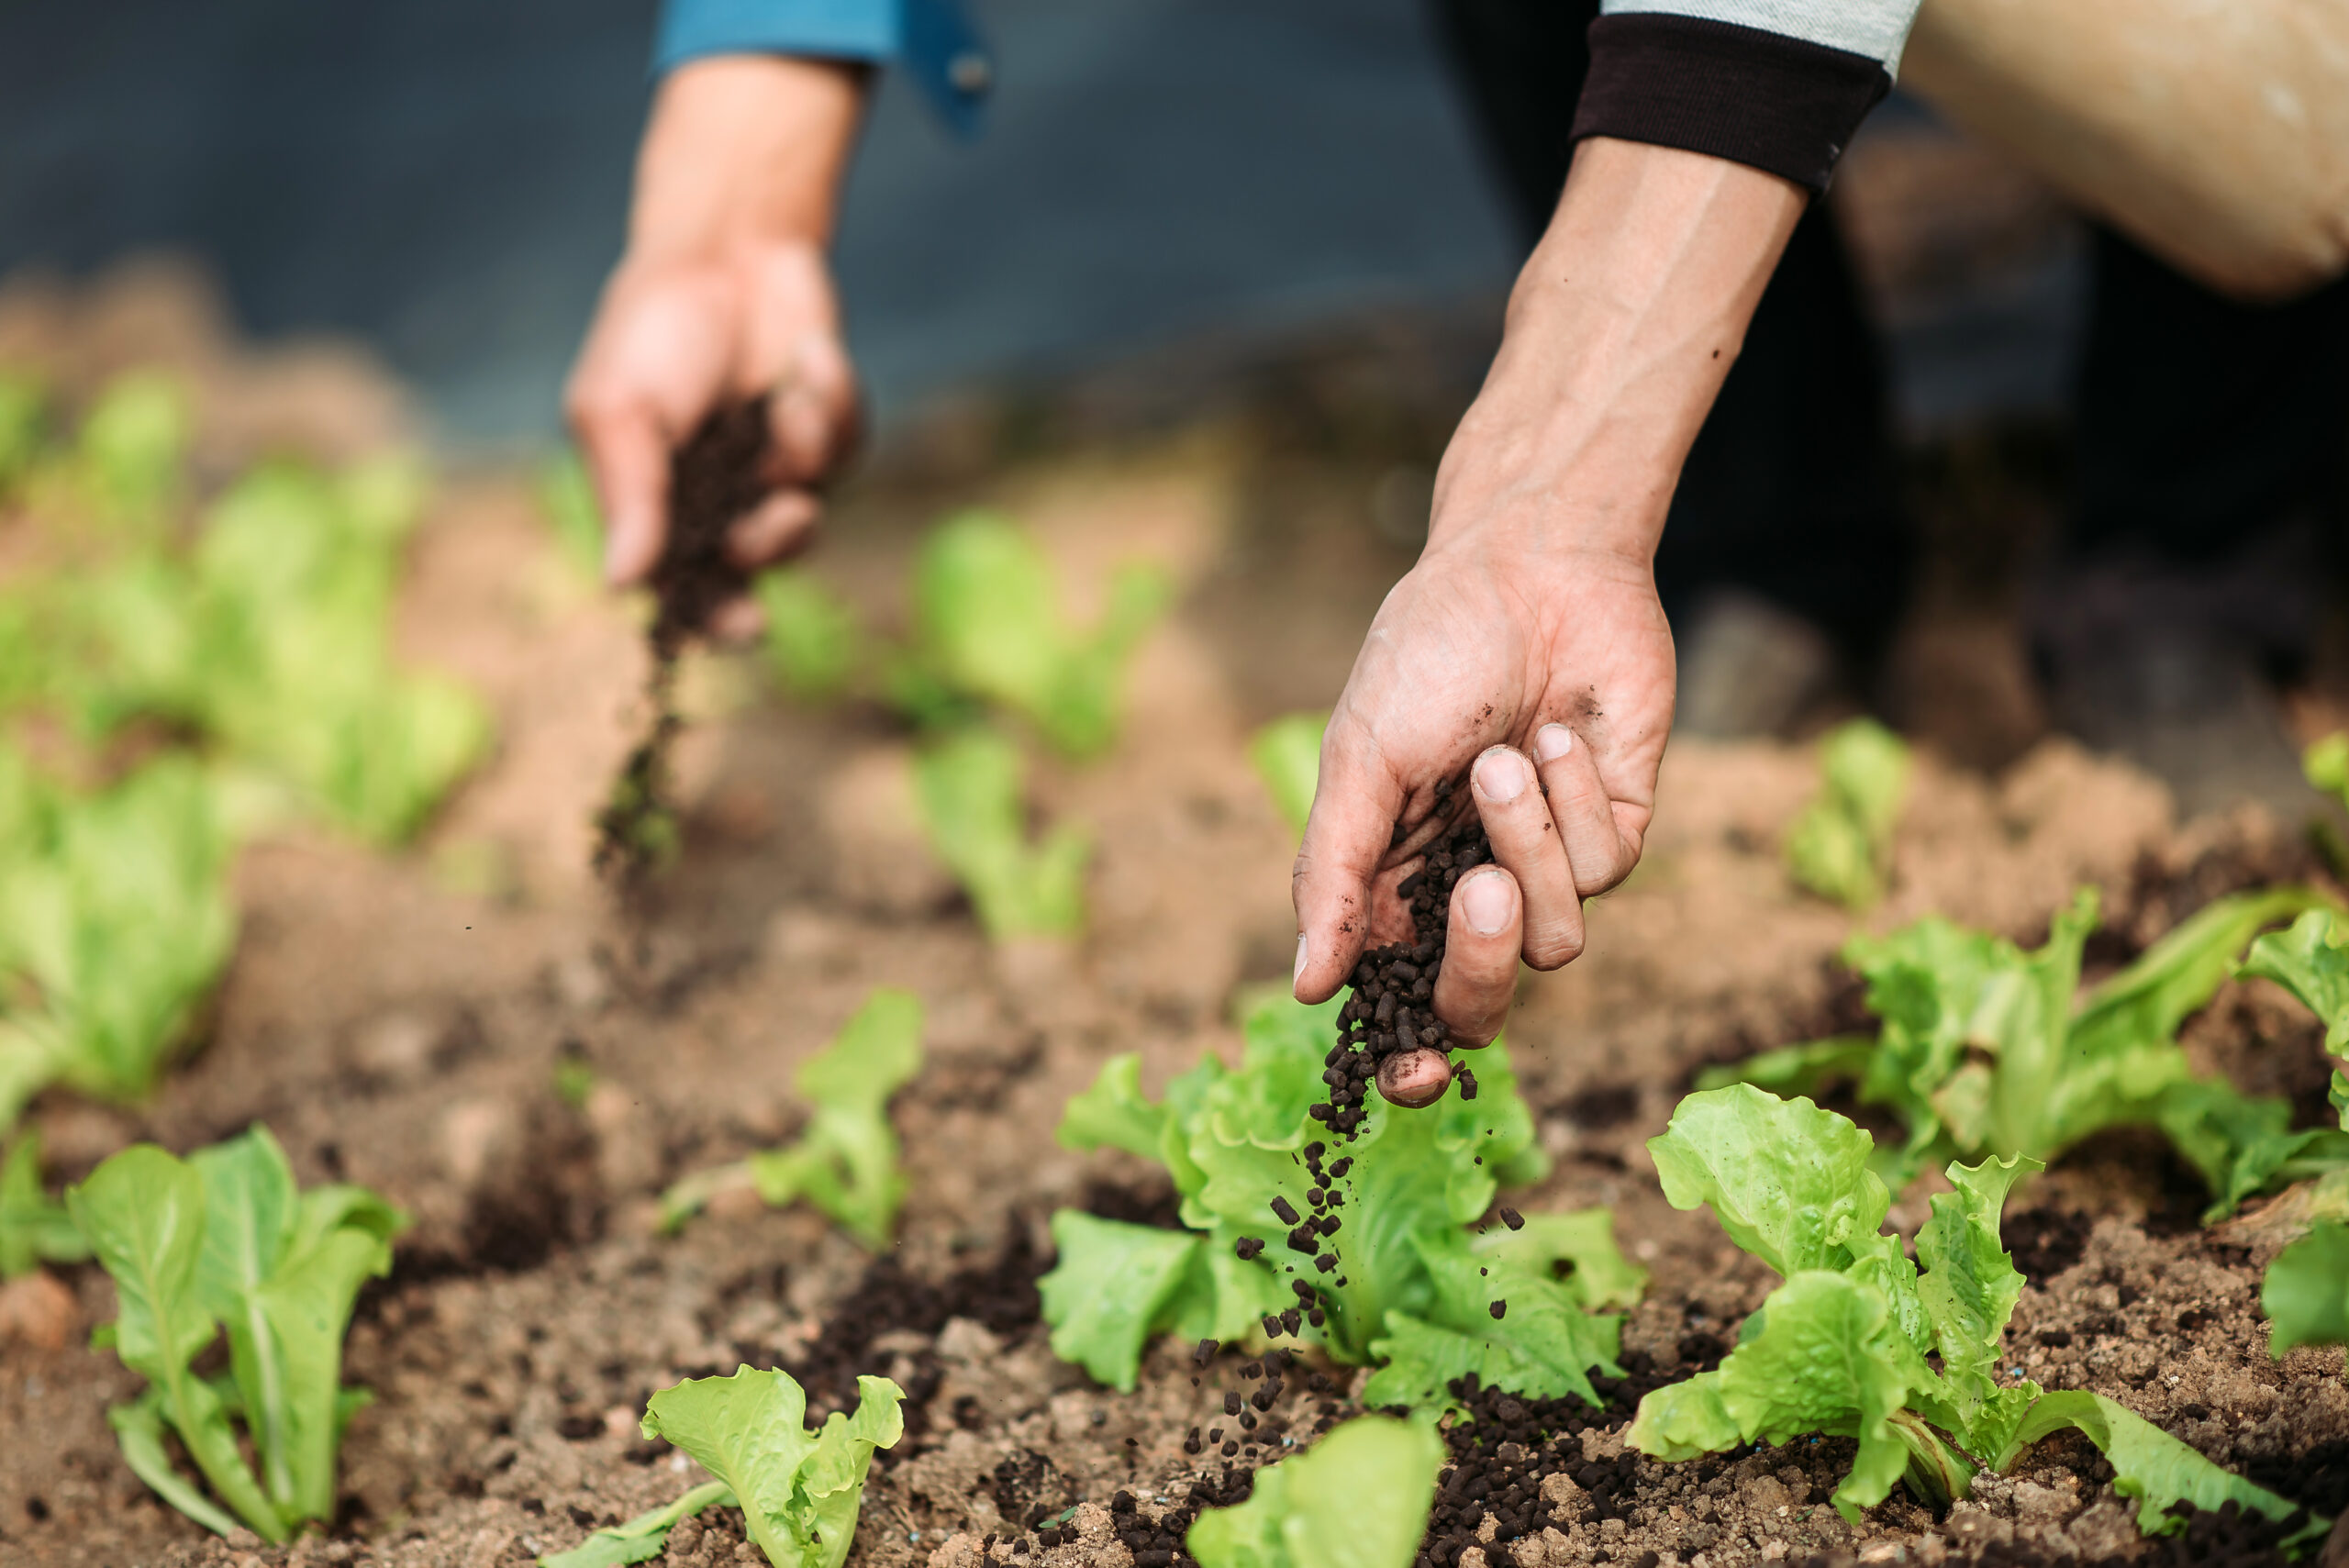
[662,990,922,1248]
[913,728,1090,940]
[0,1129,89,1278]
[2073,887,2336,1062]
[1038,1211,1206,1392]
[1361,1239,1621,1412]
[901,511,1168,759]
[1469,1207,1647,1312]
[1040,993,1609,1407]
[1056,1053,1168,1162]
[755,568,863,703]
[69,1144,283,1539]
[536,450,607,581]
[1786,718,1910,910]
[2241,907,2349,1100]
[68,1130,406,1540]
[1631,1269,1941,1521]
[1248,714,1325,838]
[0,750,237,1127]
[1913,1154,2038,1431]
[2001,1391,2315,1541]
[1186,1414,1443,1568]
[1647,1085,1890,1279]
[639,1368,904,1568]
[539,1480,735,1568]
[2263,1219,2349,1358]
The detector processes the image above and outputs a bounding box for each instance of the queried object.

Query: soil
[6,272,2349,1568]
[1330,807,1493,1129]
[593,397,773,896]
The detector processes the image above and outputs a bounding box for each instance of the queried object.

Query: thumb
[1290,726,1404,1004]
[576,402,673,586]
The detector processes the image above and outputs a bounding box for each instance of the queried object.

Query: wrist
[629,55,867,267]
[1426,138,1803,567]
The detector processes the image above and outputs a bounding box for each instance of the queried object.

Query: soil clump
[593,397,773,897]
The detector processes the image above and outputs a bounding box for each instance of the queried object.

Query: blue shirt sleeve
[654,0,992,136]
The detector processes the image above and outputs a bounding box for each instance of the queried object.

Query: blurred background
[0,0,2082,445]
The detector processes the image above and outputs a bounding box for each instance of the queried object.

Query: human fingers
[1291,723,1407,1004]
[705,595,766,646]
[1531,721,1642,895]
[1377,1048,1453,1108]
[1470,744,1586,969]
[1431,865,1523,1048]
[765,329,862,484]
[725,488,822,568]
[568,398,674,586]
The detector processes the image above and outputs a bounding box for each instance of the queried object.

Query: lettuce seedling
[15,445,488,846]
[1186,1413,1444,1568]
[1698,884,2337,1205]
[67,1125,406,1540]
[1249,712,1325,838]
[541,1368,904,1568]
[0,1130,89,1278]
[2217,908,2349,1360]
[914,728,1090,941]
[754,567,863,703]
[1631,1085,2316,1543]
[1042,991,1639,1406]
[0,747,238,1130]
[1786,718,1911,911]
[661,988,923,1247]
[888,510,1168,759]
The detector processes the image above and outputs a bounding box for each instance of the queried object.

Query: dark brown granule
[594,397,772,897]
[1318,784,1491,1139]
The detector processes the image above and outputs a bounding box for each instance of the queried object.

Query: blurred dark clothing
[1428,0,2349,674]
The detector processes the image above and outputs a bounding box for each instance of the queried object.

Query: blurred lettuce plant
[0,745,237,1129]
[1785,717,1911,910]
[1186,1414,1443,1568]
[1249,712,1325,838]
[661,988,923,1248]
[69,1125,406,1541]
[914,727,1090,941]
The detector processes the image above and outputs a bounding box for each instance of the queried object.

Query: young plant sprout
[1186,1414,1443,1568]
[1784,717,1911,911]
[539,1368,904,1568]
[0,746,237,1132]
[68,1125,406,1542]
[661,988,923,1248]
[913,727,1090,942]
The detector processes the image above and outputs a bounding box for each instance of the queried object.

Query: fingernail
[1536,724,1574,762]
[1474,748,1528,804]
[1461,868,1513,935]
[1293,932,1308,984]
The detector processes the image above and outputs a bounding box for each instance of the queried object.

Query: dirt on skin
[6,271,2349,1568]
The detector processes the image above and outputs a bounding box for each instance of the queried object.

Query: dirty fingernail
[1293,932,1308,984]
[1536,724,1574,762]
[1461,868,1513,935]
[1474,748,1528,805]
[1377,1048,1452,1108]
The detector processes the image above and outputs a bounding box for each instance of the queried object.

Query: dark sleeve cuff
[1569,14,1890,194]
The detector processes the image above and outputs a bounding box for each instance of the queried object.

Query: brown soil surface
[5,272,2349,1568]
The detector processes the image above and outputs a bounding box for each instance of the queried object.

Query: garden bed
[4,275,2347,1568]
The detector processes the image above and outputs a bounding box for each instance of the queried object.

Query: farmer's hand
[566,56,867,617]
[1291,138,1808,1106]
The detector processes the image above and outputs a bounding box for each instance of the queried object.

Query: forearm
[1431,136,1806,565]
[628,55,869,264]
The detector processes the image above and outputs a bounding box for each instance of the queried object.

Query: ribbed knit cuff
[1570,14,1890,193]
